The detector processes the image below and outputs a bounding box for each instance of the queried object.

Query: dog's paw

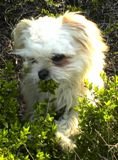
[56,131,76,151]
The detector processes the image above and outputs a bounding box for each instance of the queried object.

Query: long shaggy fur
[13,12,108,150]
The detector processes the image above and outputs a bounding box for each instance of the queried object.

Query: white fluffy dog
[13,12,108,150]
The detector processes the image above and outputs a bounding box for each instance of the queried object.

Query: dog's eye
[52,54,65,62]
[51,54,69,66]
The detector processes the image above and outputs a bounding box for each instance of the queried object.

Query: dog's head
[13,12,108,85]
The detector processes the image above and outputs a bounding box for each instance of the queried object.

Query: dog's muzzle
[38,69,49,80]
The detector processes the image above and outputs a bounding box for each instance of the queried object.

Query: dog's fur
[13,12,108,150]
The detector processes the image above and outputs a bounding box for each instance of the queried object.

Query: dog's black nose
[38,69,49,80]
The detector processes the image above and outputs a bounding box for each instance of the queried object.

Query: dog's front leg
[55,109,79,150]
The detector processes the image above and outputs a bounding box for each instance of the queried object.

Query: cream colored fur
[13,12,108,150]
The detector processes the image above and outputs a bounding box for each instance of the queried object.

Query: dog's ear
[62,12,92,50]
[12,19,31,49]
[62,12,108,53]
[62,12,85,28]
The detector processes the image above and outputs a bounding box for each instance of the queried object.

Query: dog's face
[13,12,107,85]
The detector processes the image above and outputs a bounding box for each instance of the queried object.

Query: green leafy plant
[0,60,117,159]
[38,79,58,94]
[75,75,118,160]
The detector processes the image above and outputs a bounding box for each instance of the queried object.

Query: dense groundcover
[0,0,118,159]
